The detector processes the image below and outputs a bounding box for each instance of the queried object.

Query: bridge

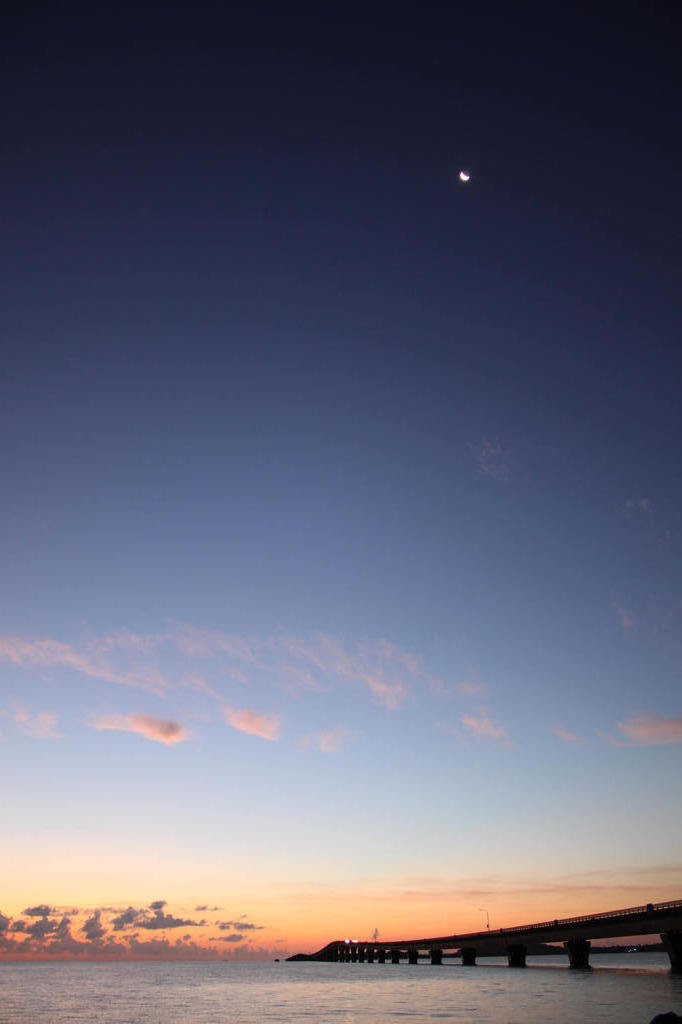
[288,898,682,972]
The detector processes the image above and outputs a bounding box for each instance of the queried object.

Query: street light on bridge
[478,908,490,929]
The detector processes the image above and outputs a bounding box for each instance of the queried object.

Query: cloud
[279,663,326,696]
[300,725,353,753]
[614,604,637,630]
[0,902,279,961]
[552,724,582,744]
[138,909,198,930]
[470,437,510,481]
[222,706,280,741]
[457,680,487,697]
[12,708,62,739]
[111,907,141,931]
[23,917,61,939]
[218,920,263,931]
[624,497,652,517]
[82,912,106,941]
[23,905,55,917]
[171,626,256,663]
[460,709,513,746]
[89,713,190,745]
[278,633,420,709]
[0,635,170,696]
[1,626,441,720]
[618,712,682,746]
[110,903,199,931]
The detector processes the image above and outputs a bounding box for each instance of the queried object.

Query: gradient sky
[1,3,681,960]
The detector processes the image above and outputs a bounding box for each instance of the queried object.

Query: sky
[1,2,681,960]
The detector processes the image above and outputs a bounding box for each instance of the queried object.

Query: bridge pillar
[564,938,591,969]
[358,945,366,962]
[506,944,527,967]
[366,946,374,963]
[377,948,386,963]
[408,948,419,964]
[661,931,682,973]
[391,949,401,964]
[351,944,358,962]
[461,947,477,966]
[430,948,443,965]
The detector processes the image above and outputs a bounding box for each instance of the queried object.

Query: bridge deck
[290,898,682,970]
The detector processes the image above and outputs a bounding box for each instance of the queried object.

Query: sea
[1,955,680,1024]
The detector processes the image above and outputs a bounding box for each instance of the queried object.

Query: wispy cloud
[0,635,170,696]
[457,680,487,697]
[89,713,190,745]
[300,725,354,753]
[1,626,442,720]
[218,919,263,931]
[222,706,280,741]
[278,633,420,709]
[460,708,513,746]
[470,436,510,481]
[614,604,637,630]
[617,712,682,746]
[171,626,256,662]
[12,707,62,739]
[552,724,582,744]
[624,497,652,518]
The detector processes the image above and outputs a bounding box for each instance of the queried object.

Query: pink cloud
[278,663,326,696]
[460,708,513,746]
[93,629,163,655]
[457,680,487,696]
[614,604,637,630]
[223,706,280,741]
[278,632,417,709]
[13,707,62,739]
[618,712,682,745]
[90,713,190,745]
[552,724,582,744]
[300,725,353,753]
[172,626,256,662]
[0,635,169,696]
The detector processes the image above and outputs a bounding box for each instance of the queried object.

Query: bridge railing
[498,899,682,938]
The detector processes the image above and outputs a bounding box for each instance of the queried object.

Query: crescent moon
[459,170,470,182]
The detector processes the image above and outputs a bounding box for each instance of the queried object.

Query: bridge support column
[461,947,477,966]
[430,948,443,965]
[408,948,419,964]
[391,949,401,964]
[564,939,591,969]
[662,931,682,973]
[366,947,374,963]
[351,944,358,962]
[506,944,527,967]
[377,948,386,963]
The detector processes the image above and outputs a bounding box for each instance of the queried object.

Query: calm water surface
[1,956,680,1024]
